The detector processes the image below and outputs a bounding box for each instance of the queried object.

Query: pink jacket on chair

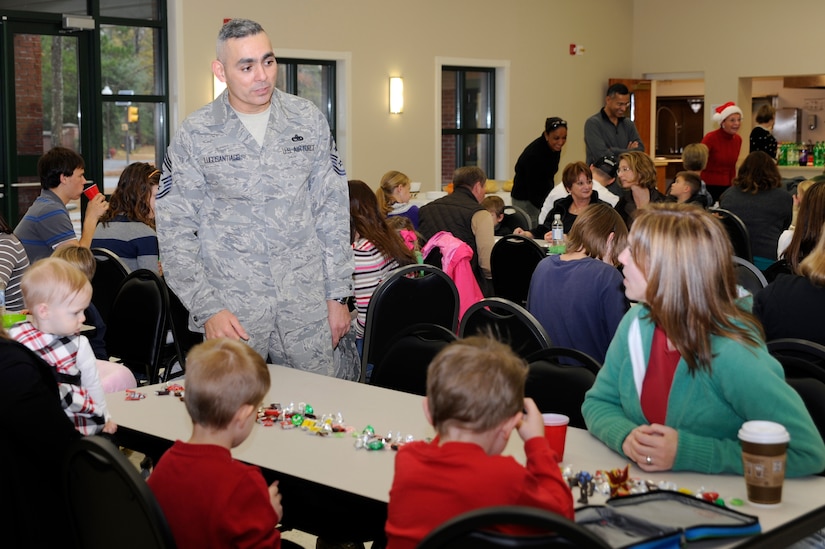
[422,231,484,319]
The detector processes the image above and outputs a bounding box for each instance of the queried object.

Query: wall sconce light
[389,76,404,114]
[213,75,227,100]
[687,98,703,114]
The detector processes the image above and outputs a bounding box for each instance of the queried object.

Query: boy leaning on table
[385,336,574,549]
[147,339,283,549]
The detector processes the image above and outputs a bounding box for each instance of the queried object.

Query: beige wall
[632,0,825,135]
[170,0,634,190]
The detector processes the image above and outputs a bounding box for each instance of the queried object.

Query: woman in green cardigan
[582,203,825,476]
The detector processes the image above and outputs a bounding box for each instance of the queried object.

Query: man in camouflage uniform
[156,18,356,379]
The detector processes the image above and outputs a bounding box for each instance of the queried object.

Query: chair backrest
[767,338,825,378]
[712,208,752,262]
[164,286,203,377]
[499,205,532,234]
[369,323,457,395]
[459,297,552,358]
[90,247,131,325]
[491,234,547,305]
[525,347,600,429]
[786,377,825,476]
[105,269,169,384]
[417,505,611,549]
[733,255,768,295]
[361,264,459,382]
[763,258,792,284]
[63,435,177,549]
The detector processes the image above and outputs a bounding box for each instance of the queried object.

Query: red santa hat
[712,101,742,123]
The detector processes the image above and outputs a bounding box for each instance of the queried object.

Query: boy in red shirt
[148,339,282,549]
[385,336,574,549]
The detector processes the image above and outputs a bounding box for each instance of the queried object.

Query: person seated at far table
[376,170,420,229]
[481,195,508,236]
[614,151,667,229]
[778,180,821,266]
[720,151,792,271]
[527,203,628,364]
[148,339,283,549]
[349,180,417,357]
[667,171,707,208]
[92,162,162,274]
[582,203,825,476]
[516,162,608,238]
[385,336,574,549]
[419,166,495,295]
[541,155,621,222]
[14,147,108,263]
[755,224,825,347]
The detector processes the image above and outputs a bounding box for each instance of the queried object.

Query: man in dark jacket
[419,166,495,295]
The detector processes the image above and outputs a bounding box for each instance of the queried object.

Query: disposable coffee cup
[542,413,569,462]
[738,421,790,507]
[83,183,100,200]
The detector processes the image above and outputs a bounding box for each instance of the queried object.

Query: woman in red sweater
[701,101,743,204]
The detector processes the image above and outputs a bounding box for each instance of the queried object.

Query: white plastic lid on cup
[542,413,569,426]
[738,421,790,444]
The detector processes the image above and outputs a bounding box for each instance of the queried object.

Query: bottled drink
[551,214,564,245]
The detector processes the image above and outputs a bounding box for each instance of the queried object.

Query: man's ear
[212,59,226,83]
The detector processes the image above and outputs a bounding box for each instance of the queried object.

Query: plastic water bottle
[551,214,564,245]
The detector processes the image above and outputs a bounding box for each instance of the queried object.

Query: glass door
[0,19,94,226]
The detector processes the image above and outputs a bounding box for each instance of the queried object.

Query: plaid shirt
[9,321,105,435]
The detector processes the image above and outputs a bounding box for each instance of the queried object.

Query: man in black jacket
[419,166,495,295]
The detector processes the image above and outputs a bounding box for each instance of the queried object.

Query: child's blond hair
[21,257,91,311]
[481,195,505,217]
[184,339,270,430]
[52,246,96,280]
[426,336,526,435]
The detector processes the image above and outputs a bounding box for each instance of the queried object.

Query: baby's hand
[102,420,118,434]
[269,480,283,521]
[517,398,544,441]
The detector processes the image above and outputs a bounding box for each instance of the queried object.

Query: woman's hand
[513,228,533,238]
[621,423,678,472]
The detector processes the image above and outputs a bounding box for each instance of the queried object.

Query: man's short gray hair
[216,18,265,59]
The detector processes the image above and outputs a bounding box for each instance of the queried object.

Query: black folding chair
[525,347,601,429]
[733,255,768,295]
[491,234,547,305]
[498,205,532,235]
[417,505,610,549]
[711,208,752,263]
[63,436,176,549]
[361,264,459,383]
[459,297,552,358]
[105,269,171,384]
[369,323,457,395]
[90,248,130,326]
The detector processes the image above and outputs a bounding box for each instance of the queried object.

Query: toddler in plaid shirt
[9,257,116,435]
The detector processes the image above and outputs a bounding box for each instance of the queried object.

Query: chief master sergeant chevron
[156,18,357,379]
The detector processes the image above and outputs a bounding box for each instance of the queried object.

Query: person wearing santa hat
[701,101,743,204]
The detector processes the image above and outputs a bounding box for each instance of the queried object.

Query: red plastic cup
[542,413,569,462]
[83,183,100,200]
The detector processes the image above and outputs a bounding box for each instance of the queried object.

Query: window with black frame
[441,66,495,186]
[276,58,336,139]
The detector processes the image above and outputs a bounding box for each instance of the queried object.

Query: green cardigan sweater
[582,305,825,477]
